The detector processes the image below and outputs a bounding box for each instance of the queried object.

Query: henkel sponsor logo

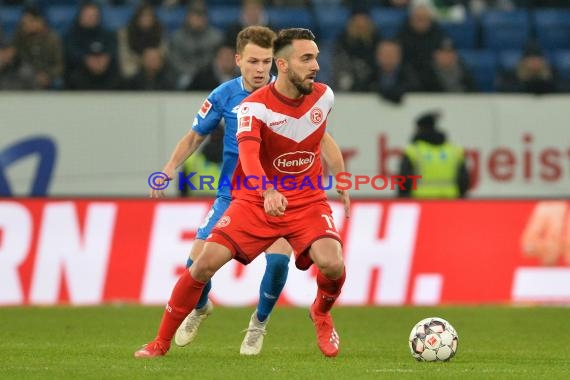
[1,199,569,306]
[273,151,315,174]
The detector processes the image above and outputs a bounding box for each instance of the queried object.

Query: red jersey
[233,82,334,208]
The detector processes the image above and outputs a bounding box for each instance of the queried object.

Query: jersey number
[321,214,335,230]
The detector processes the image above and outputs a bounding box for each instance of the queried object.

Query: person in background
[180,126,224,197]
[224,0,270,47]
[370,38,420,103]
[396,2,446,75]
[0,40,35,90]
[64,1,117,86]
[498,41,557,95]
[66,39,122,90]
[117,3,166,79]
[187,44,239,91]
[398,111,470,198]
[12,6,63,89]
[331,7,381,92]
[124,47,178,91]
[167,2,223,89]
[420,38,476,92]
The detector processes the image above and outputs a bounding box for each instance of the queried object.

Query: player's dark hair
[273,28,316,57]
[236,26,276,54]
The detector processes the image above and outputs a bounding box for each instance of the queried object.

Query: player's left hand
[337,189,350,218]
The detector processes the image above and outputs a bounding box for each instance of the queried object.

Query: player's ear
[235,53,241,67]
[275,57,288,73]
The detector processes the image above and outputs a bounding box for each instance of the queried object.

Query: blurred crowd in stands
[0,0,569,102]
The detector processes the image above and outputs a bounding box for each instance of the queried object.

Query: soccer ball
[409,317,458,362]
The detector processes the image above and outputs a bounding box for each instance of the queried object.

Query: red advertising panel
[1,199,568,306]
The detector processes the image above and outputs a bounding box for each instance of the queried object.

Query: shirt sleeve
[239,139,269,194]
[237,101,269,194]
[192,90,224,136]
[236,101,264,143]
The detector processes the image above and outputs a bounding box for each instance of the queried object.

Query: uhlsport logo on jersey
[273,151,315,174]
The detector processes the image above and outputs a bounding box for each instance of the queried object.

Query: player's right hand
[263,189,288,217]
[149,167,175,198]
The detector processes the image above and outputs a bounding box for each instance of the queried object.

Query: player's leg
[174,239,214,346]
[308,237,345,358]
[134,242,233,358]
[240,238,292,355]
[257,238,292,322]
[175,198,230,346]
[286,202,345,357]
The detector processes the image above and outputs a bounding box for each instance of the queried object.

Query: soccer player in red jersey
[135,28,349,358]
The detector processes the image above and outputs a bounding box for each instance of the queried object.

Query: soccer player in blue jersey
[150,26,290,356]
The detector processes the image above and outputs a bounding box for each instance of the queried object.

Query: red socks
[156,270,206,344]
[314,267,346,315]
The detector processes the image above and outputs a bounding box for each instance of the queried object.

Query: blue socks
[186,258,211,310]
[257,253,290,322]
[186,253,290,318]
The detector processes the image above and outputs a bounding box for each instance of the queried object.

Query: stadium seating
[46,5,76,36]
[313,6,349,42]
[0,6,22,39]
[458,49,497,92]
[206,0,241,4]
[2,1,570,94]
[267,7,315,31]
[553,50,570,81]
[370,7,407,39]
[533,9,570,50]
[316,40,334,85]
[207,5,240,31]
[481,10,530,51]
[157,6,187,35]
[498,50,522,71]
[441,18,478,49]
[101,5,134,31]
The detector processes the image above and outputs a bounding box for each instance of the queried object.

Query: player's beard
[288,69,314,95]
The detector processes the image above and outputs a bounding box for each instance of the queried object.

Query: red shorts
[207,199,342,270]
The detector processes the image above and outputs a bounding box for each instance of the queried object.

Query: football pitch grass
[1,306,569,379]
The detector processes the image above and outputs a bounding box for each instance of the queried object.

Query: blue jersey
[192,76,273,200]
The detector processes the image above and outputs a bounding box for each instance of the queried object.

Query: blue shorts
[196,197,231,240]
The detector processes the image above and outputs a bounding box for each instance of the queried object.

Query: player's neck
[274,76,303,100]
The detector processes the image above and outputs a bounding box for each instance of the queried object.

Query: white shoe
[240,312,268,356]
[174,300,213,347]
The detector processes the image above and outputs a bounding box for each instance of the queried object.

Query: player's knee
[325,259,344,279]
[190,258,216,283]
[267,238,292,255]
[316,255,344,279]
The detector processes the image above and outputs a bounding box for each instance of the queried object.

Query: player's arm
[321,132,350,217]
[237,103,287,216]
[162,130,207,176]
[239,139,288,217]
[151,95,223,198]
